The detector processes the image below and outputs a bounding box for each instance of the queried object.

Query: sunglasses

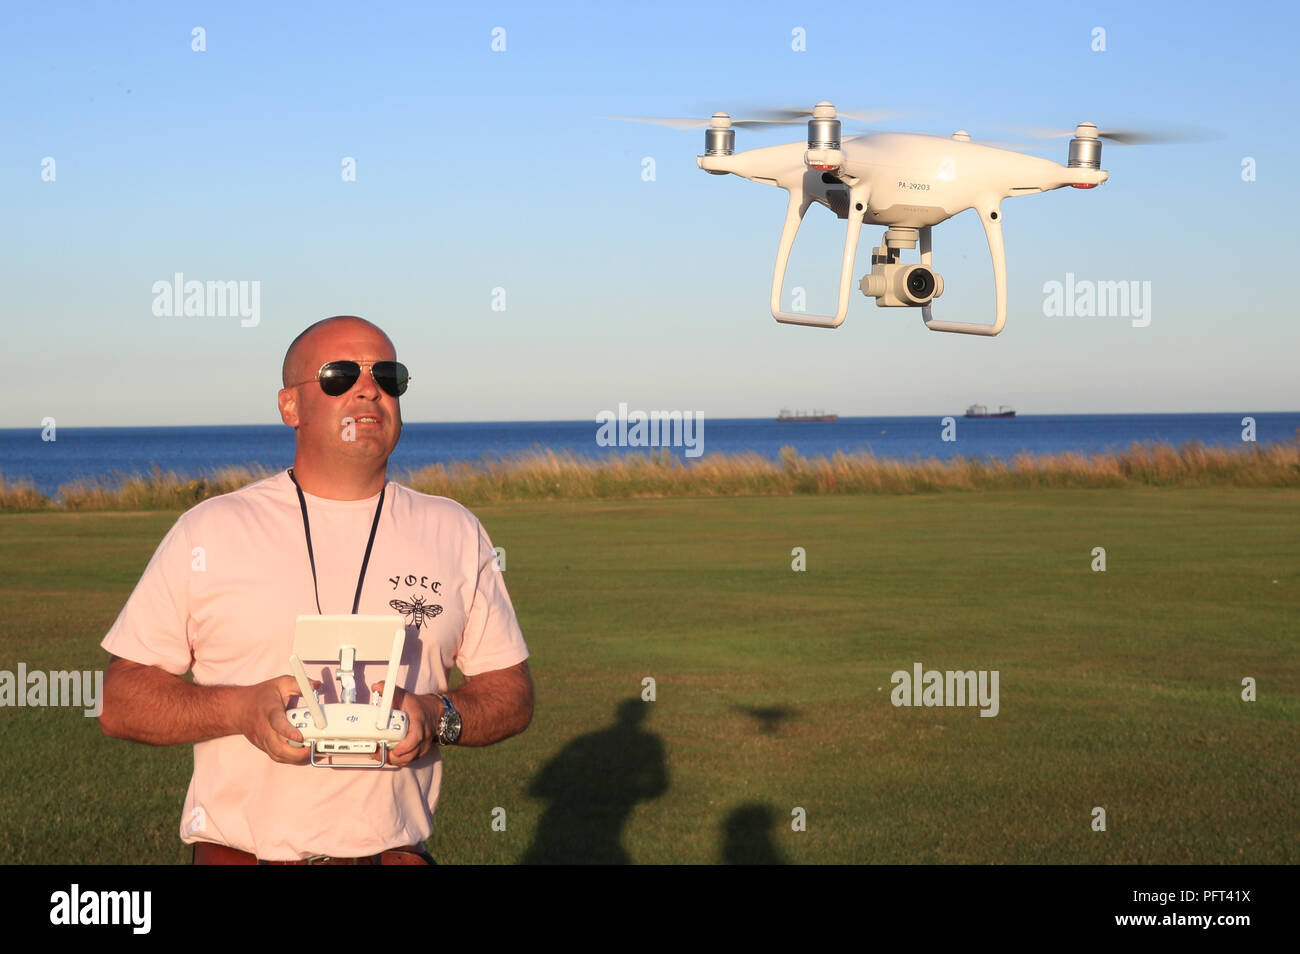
[291,360,411,397]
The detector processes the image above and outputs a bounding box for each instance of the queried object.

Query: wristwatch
[435,693,462,746]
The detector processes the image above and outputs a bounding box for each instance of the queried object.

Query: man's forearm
[434,661,533,747]
[99,659,249,746]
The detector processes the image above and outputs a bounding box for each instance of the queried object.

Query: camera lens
[906,267,936,301]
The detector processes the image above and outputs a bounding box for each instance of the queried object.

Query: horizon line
[3,409,1300,431]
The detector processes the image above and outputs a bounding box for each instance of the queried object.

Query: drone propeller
[1015,122,1223,145]
[607,101,908,164]
[739,105,905,125]
[604,114,804,130]
[605,102,908,132]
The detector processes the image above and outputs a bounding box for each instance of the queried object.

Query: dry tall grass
[0,472,52,511]
[54,464,276,511]
[2,442,1296,512]
[399,440,1299,505]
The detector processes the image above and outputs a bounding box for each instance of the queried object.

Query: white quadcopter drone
[615,102,1198,333]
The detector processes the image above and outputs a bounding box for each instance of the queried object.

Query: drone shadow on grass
[718,706,795,864]
[521,698,668,864]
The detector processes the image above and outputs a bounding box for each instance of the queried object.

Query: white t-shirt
[101,469,528,860]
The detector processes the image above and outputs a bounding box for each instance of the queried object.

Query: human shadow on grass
[521,698,667,864]
[720,802,789,864]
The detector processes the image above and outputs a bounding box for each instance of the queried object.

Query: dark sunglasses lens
[318,361,361,396]
[372,361,409,396]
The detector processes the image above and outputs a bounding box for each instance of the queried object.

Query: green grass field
[1,488,1296,864]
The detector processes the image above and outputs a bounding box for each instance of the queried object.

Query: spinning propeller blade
[604,114,803,129]
[1016,122,1223,145]
[745,106,904,124]
[605,104,910,131]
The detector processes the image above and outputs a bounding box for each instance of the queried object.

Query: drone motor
[703,113,735,157]
[805,101,842,171]
[807,102,841,150]
[1067,121,1103,169]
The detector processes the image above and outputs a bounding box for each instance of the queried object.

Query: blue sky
[3,1,1297,426]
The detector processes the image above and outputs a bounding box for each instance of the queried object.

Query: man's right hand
[237,675,313,764]
[100,658,318,755]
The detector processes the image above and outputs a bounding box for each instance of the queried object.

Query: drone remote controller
[283,615,410,768]
[287,699,408,760]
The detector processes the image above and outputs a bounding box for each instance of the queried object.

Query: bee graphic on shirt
[389,595,443,630]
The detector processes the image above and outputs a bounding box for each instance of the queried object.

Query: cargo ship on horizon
[965,404,1016,418]
[777,408,838,423]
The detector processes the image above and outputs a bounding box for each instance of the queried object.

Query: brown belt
[193,841,432,865]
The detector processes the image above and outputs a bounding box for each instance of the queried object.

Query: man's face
[278,321,404,466]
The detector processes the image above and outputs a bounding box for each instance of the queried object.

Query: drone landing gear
[916,208,1008,336]
[770,175,871,328]
[858,218,1005,336]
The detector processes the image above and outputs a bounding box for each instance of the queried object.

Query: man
[99,315,532,864]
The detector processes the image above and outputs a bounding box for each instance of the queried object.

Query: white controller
[287,702,408,764]
[283,615,410,768]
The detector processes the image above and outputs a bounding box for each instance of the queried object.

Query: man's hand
[100,658,318,752]
[371,661,533,765]
[371,682,438,768]
[236,675,315,765]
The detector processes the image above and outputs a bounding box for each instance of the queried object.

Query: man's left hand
[370,681,439,767]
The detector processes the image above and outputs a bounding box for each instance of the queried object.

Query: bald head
[282,315,395,388]
[277,314,403,498]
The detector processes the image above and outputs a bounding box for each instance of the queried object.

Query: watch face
[438,697,462,745]
[443,711,462,744]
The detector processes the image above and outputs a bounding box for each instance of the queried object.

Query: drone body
[610,102,1208,334]
[613,103,1212,334]
[691,104,1110,333]
[702,131,1106,230]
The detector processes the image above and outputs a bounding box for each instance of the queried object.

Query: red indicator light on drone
[1071,183,1098,189]
[810,163,838,171]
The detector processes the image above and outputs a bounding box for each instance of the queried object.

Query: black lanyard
[288,468,386,615]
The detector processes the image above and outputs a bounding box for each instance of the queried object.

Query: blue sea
[2,413,1297,498]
